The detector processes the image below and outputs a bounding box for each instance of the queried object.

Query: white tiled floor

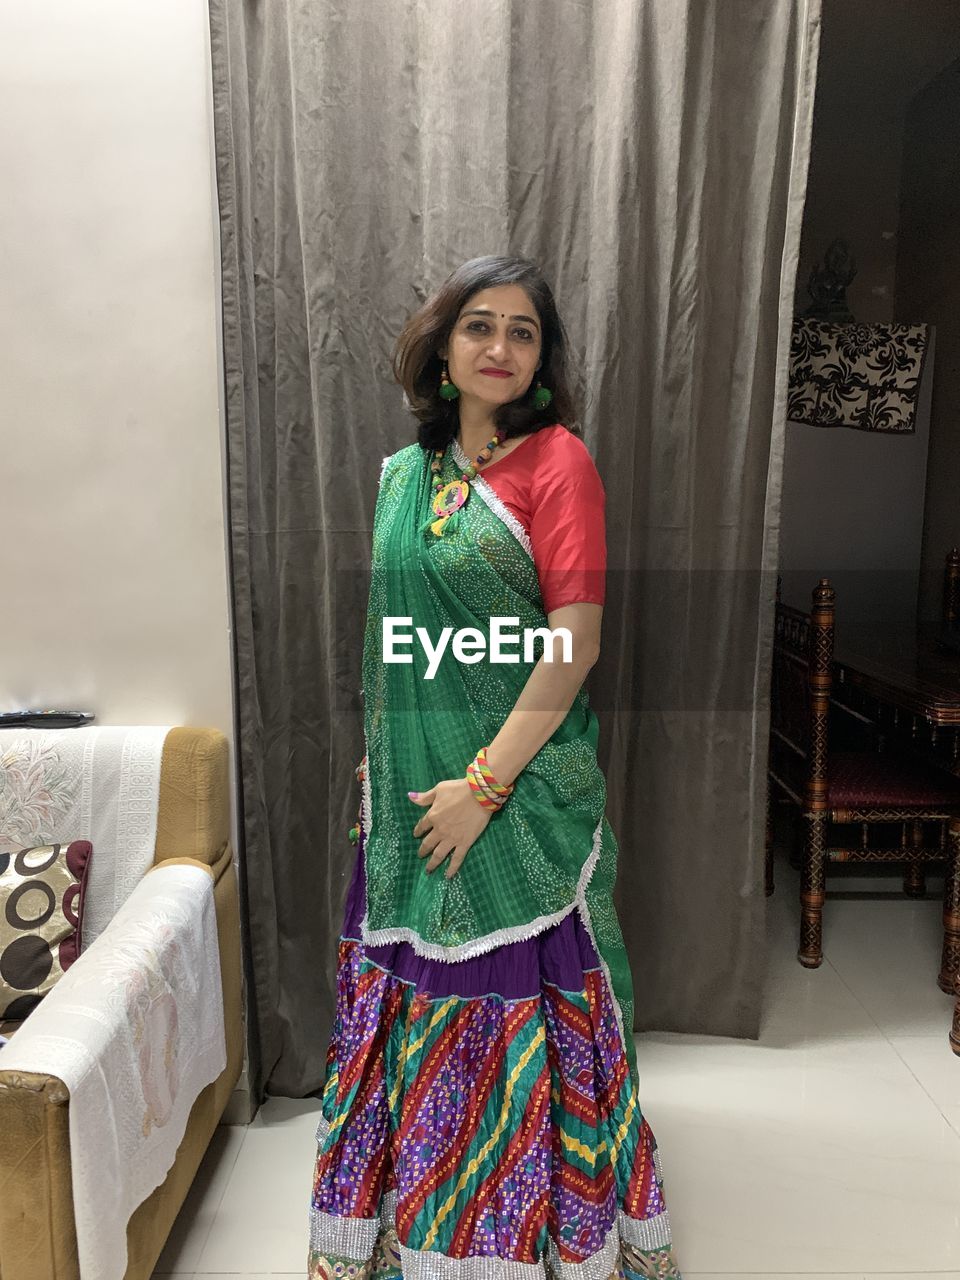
[152,839,960,1279]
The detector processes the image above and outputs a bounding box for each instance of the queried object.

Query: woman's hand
[408,777,492,879]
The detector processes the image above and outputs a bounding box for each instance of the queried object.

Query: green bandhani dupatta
[361,436,638,1080]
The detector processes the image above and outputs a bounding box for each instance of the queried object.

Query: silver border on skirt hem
[309,1208,673,1278]
[308,1205,380,1261]
[546,1222,621,1280]
[397,1242,546,1278]
[618,1208,672,1251]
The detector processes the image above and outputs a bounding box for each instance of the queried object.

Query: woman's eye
[465,320,534,341]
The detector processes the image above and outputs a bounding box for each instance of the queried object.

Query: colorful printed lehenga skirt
[307,829,682,1279]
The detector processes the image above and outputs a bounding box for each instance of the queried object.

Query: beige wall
[778,332,936,625]
[0,1,234,746]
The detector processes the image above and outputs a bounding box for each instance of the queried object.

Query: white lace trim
[359,815,603,963]
[451,436,534,560]
[360,733,373,852]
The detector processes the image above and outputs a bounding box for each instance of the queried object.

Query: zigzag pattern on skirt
[309,932,672,1275]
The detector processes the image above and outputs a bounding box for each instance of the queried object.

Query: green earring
[533,380,553,409]
[439,359,460,401]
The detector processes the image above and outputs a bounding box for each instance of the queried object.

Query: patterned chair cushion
[828,751,960,810]
[0,841,92,1020]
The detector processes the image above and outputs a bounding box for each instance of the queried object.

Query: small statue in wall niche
[802,237,858,322]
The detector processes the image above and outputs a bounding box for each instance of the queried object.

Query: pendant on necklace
[430,476,469,536]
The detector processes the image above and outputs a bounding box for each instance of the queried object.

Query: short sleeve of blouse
[528,433,607,614]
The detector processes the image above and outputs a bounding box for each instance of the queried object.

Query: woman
[308,256,683,1280]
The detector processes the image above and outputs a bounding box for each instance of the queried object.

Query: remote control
[0,710,96,728]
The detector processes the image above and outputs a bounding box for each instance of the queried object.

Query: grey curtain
[208,0,820,1099]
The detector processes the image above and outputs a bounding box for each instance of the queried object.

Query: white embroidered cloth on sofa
[0,863,226,1280]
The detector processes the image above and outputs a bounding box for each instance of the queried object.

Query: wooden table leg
[799,813,826,969]
[939,820,960,994]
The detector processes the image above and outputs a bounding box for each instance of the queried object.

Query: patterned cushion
[828,752,960,809]
[0,841,92,1020]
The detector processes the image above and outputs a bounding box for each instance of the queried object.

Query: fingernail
[407,790,418,799]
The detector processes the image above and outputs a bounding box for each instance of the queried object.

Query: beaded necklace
[428,429,505,537]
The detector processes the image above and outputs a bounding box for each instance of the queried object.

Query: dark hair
[392,255,584,451]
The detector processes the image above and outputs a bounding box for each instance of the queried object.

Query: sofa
[0,727,245,1280]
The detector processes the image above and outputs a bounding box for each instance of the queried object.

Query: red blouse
[479,424,607,614]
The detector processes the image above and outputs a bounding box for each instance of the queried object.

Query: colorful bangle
[466,763,505,809]
[466,765,503,811]
[475,746,513,795]
[466,759,507,799]
[468,761,507,802]
[465,748,515,811]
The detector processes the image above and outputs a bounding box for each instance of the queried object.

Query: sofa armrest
[152,838,235,884]
[0,1067,77,1278]
[155,727,231,868]
[0,863,231,1280]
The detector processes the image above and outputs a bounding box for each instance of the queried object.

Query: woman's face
[442,283,543,410]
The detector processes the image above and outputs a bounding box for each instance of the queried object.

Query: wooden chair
[765,578,960,1009]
